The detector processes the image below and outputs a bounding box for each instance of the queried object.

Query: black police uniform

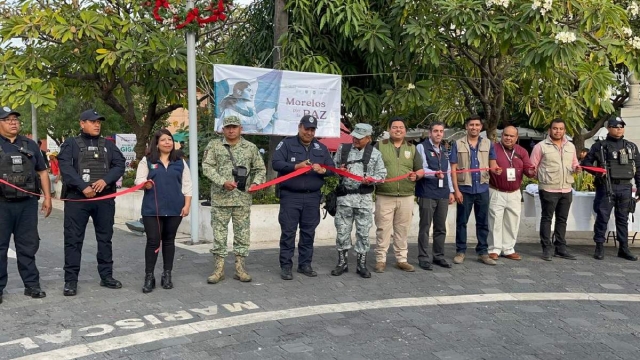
[582,128,640,261]
[58,130,126,290]
[272,133,334,276]
[0,133,48,300]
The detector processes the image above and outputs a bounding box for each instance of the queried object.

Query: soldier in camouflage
[202,116,266,284]
[331,124,387,279]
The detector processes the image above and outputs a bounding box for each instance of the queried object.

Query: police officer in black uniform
[0,106,52,305]
[58,109,126,296]
[582,116,639,261]
[273,115,334,280]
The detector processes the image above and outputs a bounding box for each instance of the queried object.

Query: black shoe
[418,261,433,271]
[618,246,638,261]
[63,281,77,296]
[100,277,123,289]
[433,258,452,268]
[280,266,293,280]
[161,270,173,289]
[554,248,577,260]
[24,286,46,299]
[331,250,348,276]
[542,247,552,261]
[0,294,3,304]
[356,253,371,279]
[297,265,318,277]
[594,243,604,260]
[142,273,155,293]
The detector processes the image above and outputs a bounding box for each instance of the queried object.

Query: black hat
[80,109,105,121]
[299,115,318,128]
[607,116,625,128]
[0,106,20,119]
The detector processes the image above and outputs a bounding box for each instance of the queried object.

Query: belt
[489,185,519,193]
[610,179,631,185]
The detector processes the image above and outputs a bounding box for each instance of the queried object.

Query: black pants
[63,199,116,282]
[278,190,322,268]
[538,190,572,250]
[417,197,448,262]
[142,216,182,273]
[593,183,632,245]
[0,198,40,292]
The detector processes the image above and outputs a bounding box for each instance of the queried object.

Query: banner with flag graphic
[214,64,341,137]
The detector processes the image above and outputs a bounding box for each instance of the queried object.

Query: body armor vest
[0,139,38,200]
[75,137,109,184]
[604,140,636,181]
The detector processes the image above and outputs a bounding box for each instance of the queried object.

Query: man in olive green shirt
[374,118,424,273]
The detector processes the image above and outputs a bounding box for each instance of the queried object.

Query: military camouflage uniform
[202,137,266,257]
[333,144,387,253]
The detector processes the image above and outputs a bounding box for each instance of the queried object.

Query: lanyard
[432,143,442,171]
[500,143,515,167]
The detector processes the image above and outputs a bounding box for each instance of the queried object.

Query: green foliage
[573,171,595,192]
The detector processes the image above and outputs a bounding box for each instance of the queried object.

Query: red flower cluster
[150,0,227,29]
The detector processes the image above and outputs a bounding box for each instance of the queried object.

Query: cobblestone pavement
[2,208,640,360]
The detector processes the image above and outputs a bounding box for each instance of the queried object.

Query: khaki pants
[487,188,522,255]
[374,195,414,263]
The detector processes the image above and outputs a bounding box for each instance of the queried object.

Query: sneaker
[374,262,386,273]
[395,262,415,272]
[478,255,497,265]
[488,253,499,260]
[503,253,522,261]
[453,253,465,264]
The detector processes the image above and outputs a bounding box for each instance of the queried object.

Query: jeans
[455,191,489,255]
[538,190,572,250]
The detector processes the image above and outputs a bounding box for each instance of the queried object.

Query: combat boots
[594,243,604,260]
[331,250,348,276]
[207,255,226,284]
[356,253,371,278]
[233,255,252,282]
[618,243,638,261]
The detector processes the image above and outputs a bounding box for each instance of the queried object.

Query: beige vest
[536,138,576,191]
[455,137,491,186]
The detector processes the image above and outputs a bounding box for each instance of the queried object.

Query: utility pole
[186,0,199,245]
[267,0,288,179]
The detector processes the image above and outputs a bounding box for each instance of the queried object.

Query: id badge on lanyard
[502,144,516,182]
[506,168,516,182]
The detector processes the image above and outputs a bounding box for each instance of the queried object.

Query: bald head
[501,126,518,149]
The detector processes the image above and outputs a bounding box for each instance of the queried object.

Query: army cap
[80,109,105,121]
[351,123,373,139]
[0,106,20,119]
[223,115,241,127]
[299,114,318,128]
[607,116,625,128]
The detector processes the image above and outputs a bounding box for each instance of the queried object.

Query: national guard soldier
[273,115,334,280]
[58,109,126,296]
[582,116,639,261]
[0,106,51,304]
[330,124,386,278]
[202,115,266,284]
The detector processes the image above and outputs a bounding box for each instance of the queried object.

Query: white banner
[214,64,341,137]
[115,134,137,169]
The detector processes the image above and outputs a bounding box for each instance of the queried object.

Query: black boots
[63,281,77,296]
[280,266,293,280]
[161,270,173,289]
[100,276,123,289]
[356,253,371,278]
[594,243,605,260]
[142,273,155,293]
[618,244,638,261]
[24,286,46,299]
[331,250,348,276]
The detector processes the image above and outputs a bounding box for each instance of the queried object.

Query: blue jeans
[455,191,490,255]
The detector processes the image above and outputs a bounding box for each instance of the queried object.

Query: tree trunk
[267,0,288,180]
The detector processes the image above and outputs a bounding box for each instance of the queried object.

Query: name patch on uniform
[11,156,22,165]
[88,146,98,151]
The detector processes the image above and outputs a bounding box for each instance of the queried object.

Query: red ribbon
[0,179,150,201]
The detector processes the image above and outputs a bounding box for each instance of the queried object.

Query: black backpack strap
[340,144,351,167]
[361,144,373,175]
[98,137,109,170]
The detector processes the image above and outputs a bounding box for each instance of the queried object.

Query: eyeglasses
[0,117,19,123]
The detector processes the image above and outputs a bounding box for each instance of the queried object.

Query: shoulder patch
[276,141,283,151]
[313,142,320,150]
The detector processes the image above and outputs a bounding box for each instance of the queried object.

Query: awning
[318,123,353,152]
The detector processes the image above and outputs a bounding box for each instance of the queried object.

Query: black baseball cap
[607,116,625,128]
[299,115,318,128]
[80,109,105,121]
[0,106,20,119]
